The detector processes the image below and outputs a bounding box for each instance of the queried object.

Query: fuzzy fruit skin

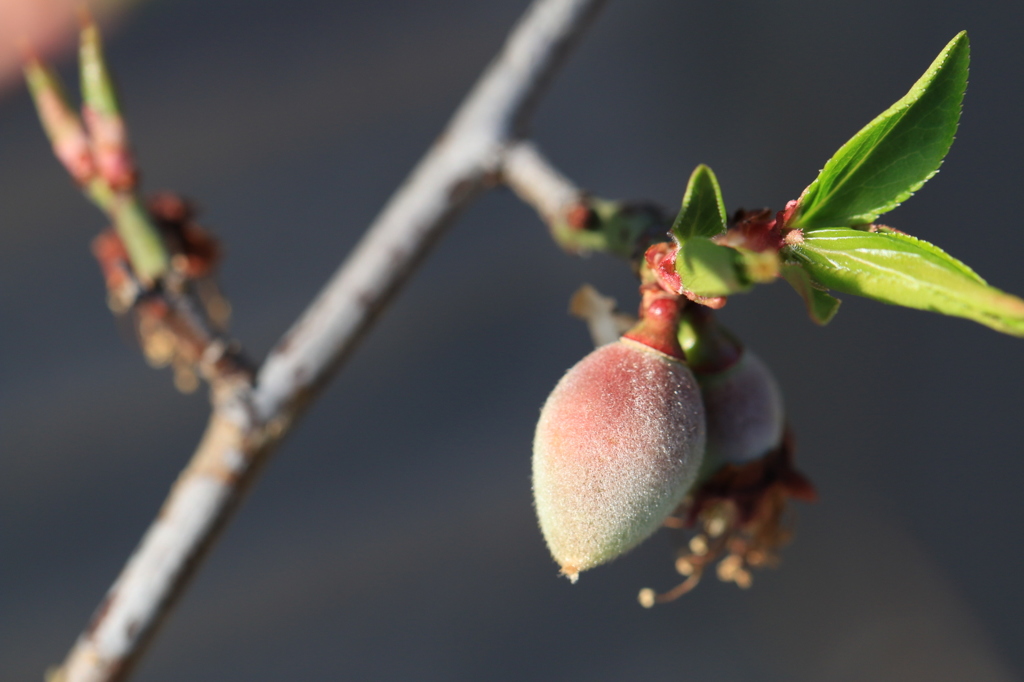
[696,350,784,477]
[533,338,705,581]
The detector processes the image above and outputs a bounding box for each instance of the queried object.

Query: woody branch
[52,1,607,681]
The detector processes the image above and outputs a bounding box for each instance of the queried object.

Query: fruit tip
[77,4,98,31]
[17,38,40,67]
[560,565,580,584]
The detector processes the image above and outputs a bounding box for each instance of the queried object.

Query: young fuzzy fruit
[698,351,784,472]
[533,334,705,582]
[679,307,784,476]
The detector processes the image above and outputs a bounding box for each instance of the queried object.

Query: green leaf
[780,263,842,325]
[671,164,728,240]
[23,59,77,144]
[736,247,781,283]
[792,32,969,229]
[675,237,749,297]
[785,228,1024,335]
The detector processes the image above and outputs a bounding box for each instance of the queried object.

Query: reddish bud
[533,339,705,581]
[644,242,682,295]
[83,105,137,191]
[565,202,597,231]
[24,59,96,185]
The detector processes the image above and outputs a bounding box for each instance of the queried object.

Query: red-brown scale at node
[91,229,132,294]
[148,193,222,279]
[566,202,598,231]
[715,208,783,253]
[644,242,682,295]
[623,288,685,359]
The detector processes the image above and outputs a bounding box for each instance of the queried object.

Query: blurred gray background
[2,1,1023,680]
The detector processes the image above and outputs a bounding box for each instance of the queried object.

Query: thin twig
[503,139,670,260]
[503,140,586,227]
[54,1,606,681]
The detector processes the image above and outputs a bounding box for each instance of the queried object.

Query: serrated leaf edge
[794,31,969,228]
[671,164,728,240]
[786,230,1024,335]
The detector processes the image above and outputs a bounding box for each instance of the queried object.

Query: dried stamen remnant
[638,433,815,606]
[91,194,241,393]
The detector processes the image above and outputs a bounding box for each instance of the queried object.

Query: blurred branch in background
[42,1,608,680]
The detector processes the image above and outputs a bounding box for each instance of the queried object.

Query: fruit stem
[622,284,686,360]
[678,306,743,374]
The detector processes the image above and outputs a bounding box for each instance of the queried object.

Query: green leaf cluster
[671,165,754,298]
[24,19,169,284]
[616,32,1024,337]
[770,31,1024,336]
[668,164,784,299]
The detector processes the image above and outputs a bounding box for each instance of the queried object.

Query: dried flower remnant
[639,433,816,606]
[92,194,235,393]
[639,308,815,606]
[568,284,635,347]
